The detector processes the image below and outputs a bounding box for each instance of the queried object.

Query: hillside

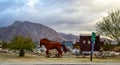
[0,21,65,42]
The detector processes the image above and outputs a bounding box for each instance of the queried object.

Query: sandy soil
[0,52,120,64]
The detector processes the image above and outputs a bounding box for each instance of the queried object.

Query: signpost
[90,32,96,61]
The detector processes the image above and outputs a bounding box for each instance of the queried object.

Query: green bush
[8,36,35,57]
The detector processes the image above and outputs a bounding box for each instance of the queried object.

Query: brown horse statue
[40,38,68,57]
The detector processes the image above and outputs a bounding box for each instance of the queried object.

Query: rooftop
[80,34,100,36]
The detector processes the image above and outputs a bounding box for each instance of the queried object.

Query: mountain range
[58,33,79,42]
[0,21,78,43]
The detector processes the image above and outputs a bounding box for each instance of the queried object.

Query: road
[0,62,120,65]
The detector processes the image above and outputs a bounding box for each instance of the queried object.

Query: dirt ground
[0,52,120,64]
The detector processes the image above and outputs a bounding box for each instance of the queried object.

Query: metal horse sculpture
[40,38,68,57]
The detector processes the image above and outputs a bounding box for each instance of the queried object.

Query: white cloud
[27,0,38,8]
[0,0,120,35]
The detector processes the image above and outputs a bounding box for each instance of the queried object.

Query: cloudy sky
[0,0,120,35]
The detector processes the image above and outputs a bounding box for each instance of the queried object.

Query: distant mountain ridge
[58,33,79,43]
[0,21,66,42]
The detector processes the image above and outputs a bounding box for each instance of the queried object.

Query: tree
[0,41,2,48]
[96,9,120,45]
[8,36,35,57]
[1,41,8,50]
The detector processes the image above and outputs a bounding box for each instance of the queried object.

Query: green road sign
[90,32,96,61]
[91,32,96,41]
